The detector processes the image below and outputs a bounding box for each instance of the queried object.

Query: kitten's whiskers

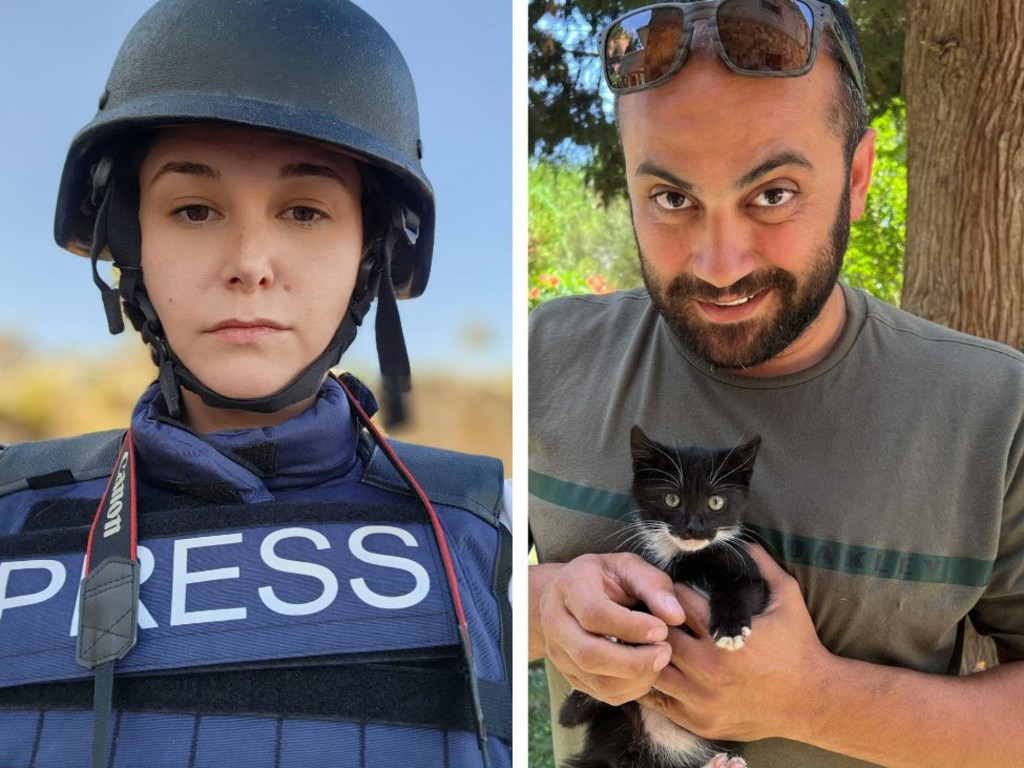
[619,518,668,555]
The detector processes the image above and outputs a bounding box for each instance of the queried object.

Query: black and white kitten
[558,425,769,768]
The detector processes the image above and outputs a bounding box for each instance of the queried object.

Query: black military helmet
[53,0,433,421]
[55,0,433,298]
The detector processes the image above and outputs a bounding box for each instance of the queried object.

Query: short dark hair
[819,0,869,167]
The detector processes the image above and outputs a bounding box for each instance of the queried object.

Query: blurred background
[0,0,512,471]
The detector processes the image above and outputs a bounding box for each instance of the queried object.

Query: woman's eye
[707,495,727,512]
[174,205,214,223]
[664,493,681,509]
[284,206,327,223]
[652,190,692,211]
[753,188,795,208]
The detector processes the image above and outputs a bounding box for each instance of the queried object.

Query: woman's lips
[208,319,286,343]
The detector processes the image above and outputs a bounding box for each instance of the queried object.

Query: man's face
[138,124,364,406]
[618,51,873,375]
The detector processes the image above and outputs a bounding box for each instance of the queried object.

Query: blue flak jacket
[0,375,511,768]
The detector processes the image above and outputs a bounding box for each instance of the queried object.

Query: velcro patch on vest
[0,511,458,688]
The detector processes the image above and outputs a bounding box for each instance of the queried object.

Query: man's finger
[673,582,710,636]
[745,541,784,577]
[563,586,676,645]
[558,630,672,679]
[616,566,687,627]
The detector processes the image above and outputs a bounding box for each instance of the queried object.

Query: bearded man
[528,2,1024,766]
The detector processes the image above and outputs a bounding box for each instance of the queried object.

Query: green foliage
[529,661,555,768]
[842,100,906,305]
[529,0,629,201]
[848,0,906,116]
[528,161,641,309]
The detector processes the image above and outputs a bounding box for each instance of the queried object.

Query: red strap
[78,430,141,768]
[84,430,138,571]
[337,377,492,766]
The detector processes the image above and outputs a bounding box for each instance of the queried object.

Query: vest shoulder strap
[0,430,123,498]
[362,438,505,527]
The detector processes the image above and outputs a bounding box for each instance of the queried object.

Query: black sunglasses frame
[600,0,865,96]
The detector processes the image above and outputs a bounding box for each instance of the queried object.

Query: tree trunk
[901,0,1024,350]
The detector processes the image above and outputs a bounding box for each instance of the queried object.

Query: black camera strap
[76,430,141,768]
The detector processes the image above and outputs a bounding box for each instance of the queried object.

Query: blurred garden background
[0,337,511,472]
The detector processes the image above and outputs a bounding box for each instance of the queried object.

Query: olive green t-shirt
[529,284,1024,768]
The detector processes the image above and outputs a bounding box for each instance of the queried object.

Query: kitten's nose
[684,518,706,536]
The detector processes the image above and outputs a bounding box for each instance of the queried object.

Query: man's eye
[285,206,326,223]
[754,188,795,207]
[174,205,214,223]
[652,191,692,211]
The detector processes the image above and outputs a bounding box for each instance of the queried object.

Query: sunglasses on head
[601,0,864,96]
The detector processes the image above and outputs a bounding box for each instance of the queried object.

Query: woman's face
[138,124,364,431]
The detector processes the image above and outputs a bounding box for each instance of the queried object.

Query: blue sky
[0,0,512,374]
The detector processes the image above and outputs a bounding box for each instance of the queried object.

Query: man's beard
[640,190,850,370]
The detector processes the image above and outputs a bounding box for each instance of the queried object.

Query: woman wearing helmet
[0,2,510,767]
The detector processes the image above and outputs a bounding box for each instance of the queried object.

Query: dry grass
[385,371,513,473]
[0,335,511,472]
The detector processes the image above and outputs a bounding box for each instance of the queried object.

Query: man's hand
[530,553,686,705]
[642,543,833,742]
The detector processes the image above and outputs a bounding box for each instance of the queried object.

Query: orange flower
[537,273,560,287]
[529,287,540,299]
[586,274,613,294]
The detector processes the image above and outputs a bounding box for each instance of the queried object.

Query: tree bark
[901,0,1024,350]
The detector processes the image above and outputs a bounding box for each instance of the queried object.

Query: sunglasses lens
[604,8,686,91]
[717,0,814,74]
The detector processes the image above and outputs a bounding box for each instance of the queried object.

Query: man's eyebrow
[148,161,219,186]
[736,151,814,189]
[634,160,696,194]
[281,162,352,188]
[635,152,815,194]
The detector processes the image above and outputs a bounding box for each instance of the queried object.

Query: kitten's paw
[713,625,751,651]
[704,753,747,768]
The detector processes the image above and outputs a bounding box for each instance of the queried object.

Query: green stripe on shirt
[529,470,992,587]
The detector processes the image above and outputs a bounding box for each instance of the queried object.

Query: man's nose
[689,213,755,290]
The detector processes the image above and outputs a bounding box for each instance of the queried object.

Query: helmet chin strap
[93,170,415,426]
[132,270,377,419]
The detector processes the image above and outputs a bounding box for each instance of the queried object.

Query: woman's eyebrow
[148,161,220,186]
[280,162,352,188]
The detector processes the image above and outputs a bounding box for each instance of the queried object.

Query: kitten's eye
[707,495,727,512]
[664,493,681,508]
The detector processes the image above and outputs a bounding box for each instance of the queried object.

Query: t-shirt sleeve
[971,426,1024,656]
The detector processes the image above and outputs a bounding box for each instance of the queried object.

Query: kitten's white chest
[639,707,715,765]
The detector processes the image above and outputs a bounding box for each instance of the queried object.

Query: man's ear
[848,127,876,223]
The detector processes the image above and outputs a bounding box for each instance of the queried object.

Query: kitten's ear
[630,425,656,468]
[723,435,761,482]
[738,435,762,462]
